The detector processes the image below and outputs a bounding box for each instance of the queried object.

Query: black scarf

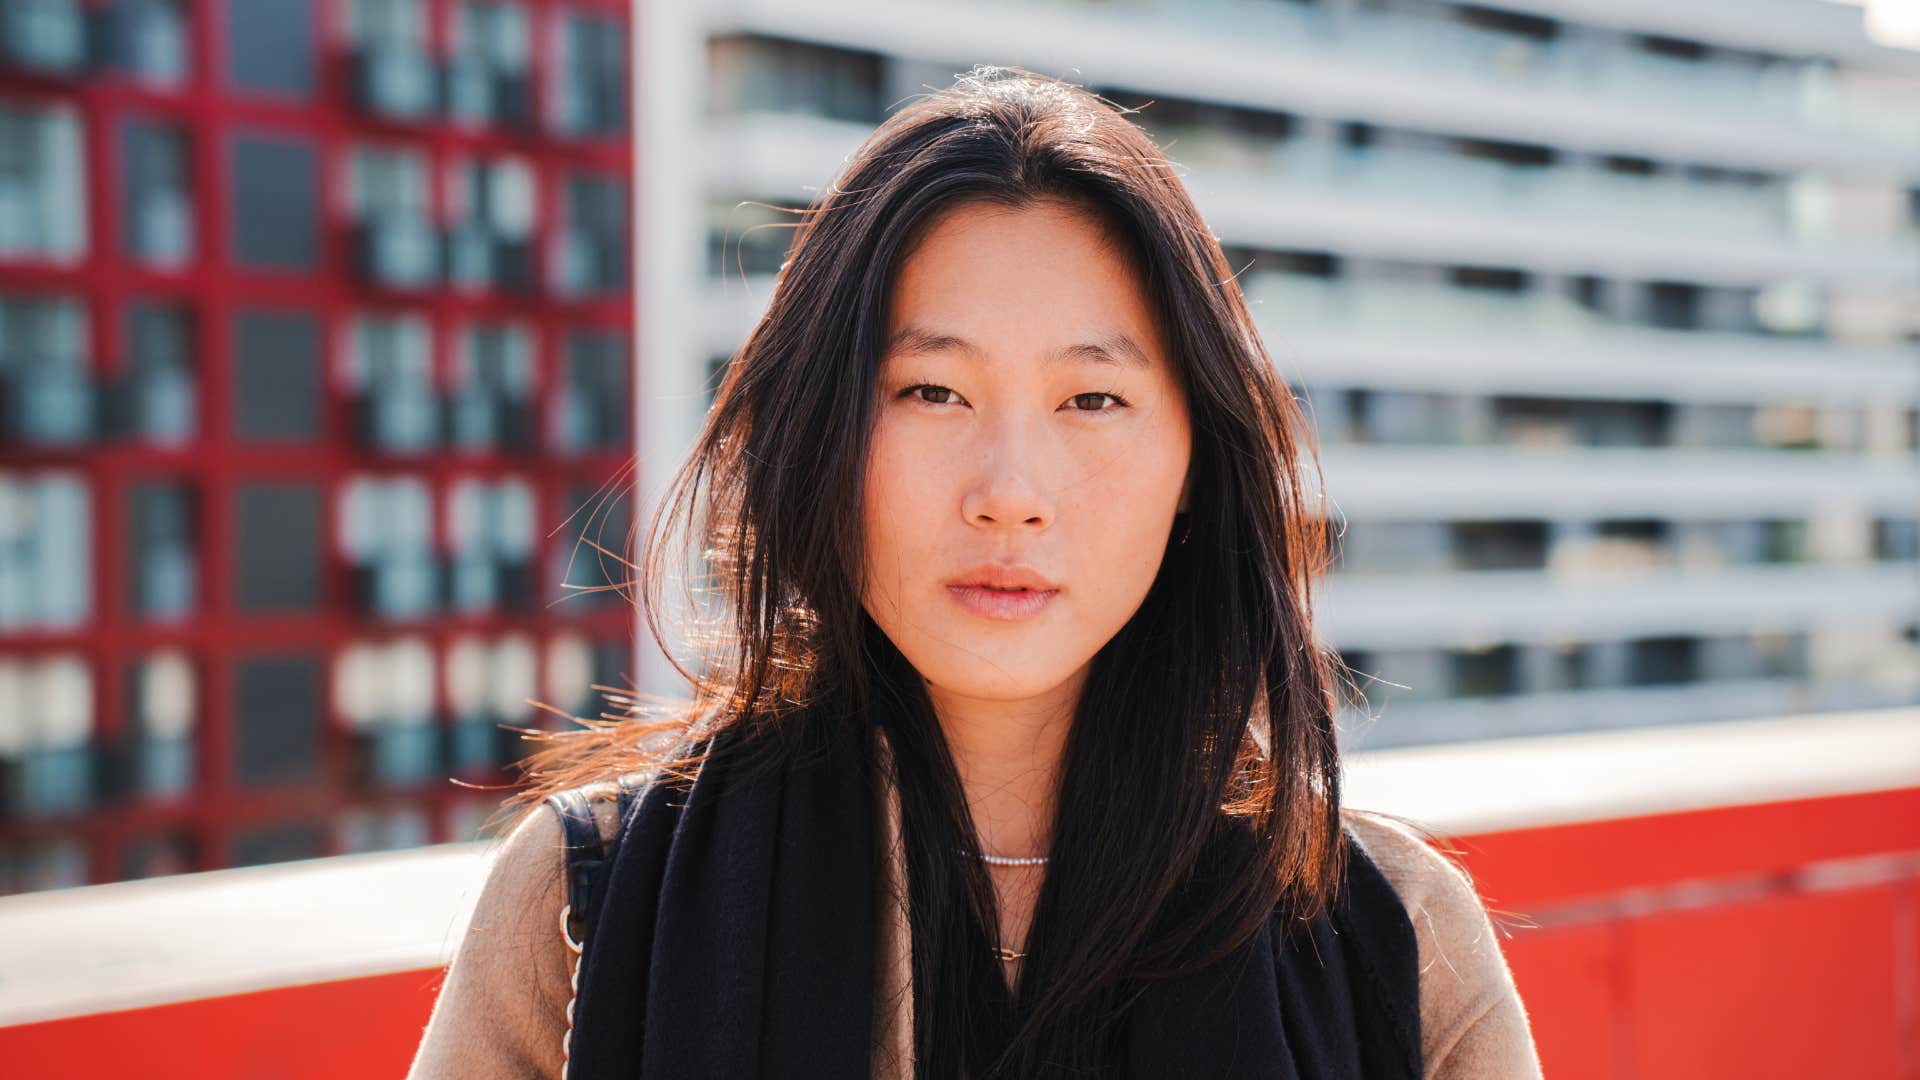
[565,719,1422,1078]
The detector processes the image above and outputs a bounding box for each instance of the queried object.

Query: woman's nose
[959,423,1054,531]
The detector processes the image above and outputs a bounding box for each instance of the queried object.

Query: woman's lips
[945,584,1060,621]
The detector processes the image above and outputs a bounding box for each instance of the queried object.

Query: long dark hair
[505,64,1354,1075]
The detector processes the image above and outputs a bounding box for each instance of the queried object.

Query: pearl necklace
[955,847,1051,867]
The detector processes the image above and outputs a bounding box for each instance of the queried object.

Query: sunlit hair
[494,63,1396,1074]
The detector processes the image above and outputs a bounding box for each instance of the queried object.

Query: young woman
[408,66,1543,1079]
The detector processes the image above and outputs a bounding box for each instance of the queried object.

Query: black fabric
[564,718,1422,1079]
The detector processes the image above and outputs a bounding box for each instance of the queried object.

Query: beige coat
[408,739,1544,1079]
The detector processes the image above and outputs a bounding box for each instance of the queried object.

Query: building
[0,0,633,894]
[667,0,1920,748]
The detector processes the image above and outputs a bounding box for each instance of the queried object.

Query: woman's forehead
[884,204,1167,367]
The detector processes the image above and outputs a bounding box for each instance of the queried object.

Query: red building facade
[0,0,634,893]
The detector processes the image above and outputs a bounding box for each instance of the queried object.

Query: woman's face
[861,199,1193,708]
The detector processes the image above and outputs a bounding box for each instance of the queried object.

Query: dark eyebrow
[882,323,1151,369]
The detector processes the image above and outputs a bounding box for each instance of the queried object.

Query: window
[0,654,94,817]
[450,323,534,449]
[448,475,534,611]
[232,308,321,441]
[1627,636,1699,686]
[444,632,534,772]
[550,482,631,609]
[0,0,87,74]
[334,636,438,788]
[229,134,318,270]
[450,2,531,128]
[345,313,439,451]
[1452,520,1549,571]
[1451,644,1520,697]
[234,481,322,613]
[1874,518,1920,561]
[552,329,629,453]
[127,481,195,620]
[446,156,534,290]
[349,145,437,287]
[0,294,92,444]
[0,471,90,630]
[553,172,626,296]
[339,474,439,618]
[225,0,314,98]
[231,652,322,787]
[0,102,86,261]
[549,9,625,137]
[707,36,883,124]
[127,649,195,798]
[345,0,436,120]
[122,119,192,267]
[105,0,189,87]
[707,198,798,278]
[122,303,195,444]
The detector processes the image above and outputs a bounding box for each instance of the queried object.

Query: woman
[409,66,1542,1078]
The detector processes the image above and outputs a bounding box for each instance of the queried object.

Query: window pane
[346,313,438,451]
[127,649,196,800]
[339,474,438,618]
[124,303,196,444]
[229,134,318,270]
[127,481,196,620]
[232,308,320,441]
[550,11,624,136]
[121,120,193,267]
[0,295,93,445]
[449,2,531,127]
[553,330,629,452]
[0,473,90,629]
[225,0,314,98]
[550,482,630,609]
[234,482,322,613]
[231,652,322,787]
[0,103,86,261]
[4,654,95,817]
[106,0,190,87]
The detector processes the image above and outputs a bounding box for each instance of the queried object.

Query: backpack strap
[544,787,610,951]
[545,773,651,951]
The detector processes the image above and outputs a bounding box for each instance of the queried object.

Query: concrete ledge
[1,705,1915,1027]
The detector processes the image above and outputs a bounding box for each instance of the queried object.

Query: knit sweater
[407,759,1544,1079]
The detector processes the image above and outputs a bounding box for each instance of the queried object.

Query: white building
[636,0,1920,748]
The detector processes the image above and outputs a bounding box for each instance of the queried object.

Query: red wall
[7,786,1919,1078]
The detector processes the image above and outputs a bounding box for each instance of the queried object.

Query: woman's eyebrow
[883,323,1151,369]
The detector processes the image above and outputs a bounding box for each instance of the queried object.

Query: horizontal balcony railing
[704,0,1920,180]
[703,112,1920,288]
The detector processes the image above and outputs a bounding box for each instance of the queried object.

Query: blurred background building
[2,0,1918,895]
[685,0,1920,749]
[0,0,633,894]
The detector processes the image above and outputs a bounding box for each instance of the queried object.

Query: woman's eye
[909,384,959,405]
[1066,392,1127,412]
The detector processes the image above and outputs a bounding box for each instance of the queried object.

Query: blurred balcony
[702,112,1920,289]
[703,0,1920,179]
[0,706,1914,1078]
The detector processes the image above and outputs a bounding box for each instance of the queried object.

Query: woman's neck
[925,667,1086,859]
